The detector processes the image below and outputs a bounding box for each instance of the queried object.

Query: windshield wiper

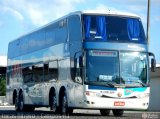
[105,81,115,87]
[135,80,147,87]
[85,81,115,87]
[120,76,147,87]
[122,80,147,87]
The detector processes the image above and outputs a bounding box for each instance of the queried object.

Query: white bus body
[6,10,156,116]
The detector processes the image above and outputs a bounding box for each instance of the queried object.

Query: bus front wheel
[112,109,124,116]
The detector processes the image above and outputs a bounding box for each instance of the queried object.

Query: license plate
[114,101,125,106]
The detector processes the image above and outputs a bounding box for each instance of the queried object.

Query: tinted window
[44,63,49,81]
[33,64,43,82]
[44,61,58,81]
[68,15,82,42]
[83,15,146,44]
[120,52,148,84]
[49,61,58,80]
[23,66,34,83]
[86,50,119,82]
[45,25,56,46]
[55,19,68,43]
[8,40,21,59]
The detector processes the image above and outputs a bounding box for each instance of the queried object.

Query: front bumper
[82,96,149,110]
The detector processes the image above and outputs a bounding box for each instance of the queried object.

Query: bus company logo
[117,92,122,97]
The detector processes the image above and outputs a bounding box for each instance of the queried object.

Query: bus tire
[19,92,25,111]
[61,92,68,115]
[24,105,35,112]
[112,109,124,116]
[29,106,35,111]
[100,109,110,116]
[50,92,57,113]
[55,107,61,114]
[68,108,73,115]
[15,94,20,111]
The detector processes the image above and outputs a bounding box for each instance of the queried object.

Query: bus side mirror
[74,52,83,84]
[74,52,83,68]
[75,57,81,68]
[74,56,83,69]
[79,56,83,68]
[149,52,156,72]
[151,58,156,72]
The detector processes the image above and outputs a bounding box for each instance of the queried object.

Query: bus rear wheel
[100,109,110,116]
[15,92,25,111]
[24,106,35,112]
[68,108,73,115]
[61,94,68,115]
[50,92,57,113]
[15,94,20,111]
[112,109,124,116]
[19,93,24,111]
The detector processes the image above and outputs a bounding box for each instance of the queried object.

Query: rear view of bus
[79,11,156,116]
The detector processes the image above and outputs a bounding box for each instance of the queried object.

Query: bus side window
[49,61,58,81]
[33,64,43,82]
[44,63,49,81]
[6,70,10,85]
[23,66,33,83]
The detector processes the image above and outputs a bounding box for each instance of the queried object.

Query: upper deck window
[83,15,146,44]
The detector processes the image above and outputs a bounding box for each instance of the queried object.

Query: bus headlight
[137,93,149,99]
[85,91,102,97]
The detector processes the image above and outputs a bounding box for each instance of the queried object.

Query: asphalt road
[0,106,160,119]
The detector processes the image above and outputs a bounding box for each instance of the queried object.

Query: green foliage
[0,76,6,96]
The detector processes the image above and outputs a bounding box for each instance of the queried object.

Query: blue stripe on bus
[88,85,117,90]
[124,87,147,96]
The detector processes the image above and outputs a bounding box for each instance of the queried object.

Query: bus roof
[71,10,140,18]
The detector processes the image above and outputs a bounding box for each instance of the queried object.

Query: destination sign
[89,50,117,57]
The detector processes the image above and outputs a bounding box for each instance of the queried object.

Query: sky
[0,0,160,63]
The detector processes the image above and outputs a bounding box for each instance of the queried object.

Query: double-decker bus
[6,10,156,116]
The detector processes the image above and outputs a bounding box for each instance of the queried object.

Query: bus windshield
[85,50,148,87]
[83,15,146,44]
[120,52,148,86]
